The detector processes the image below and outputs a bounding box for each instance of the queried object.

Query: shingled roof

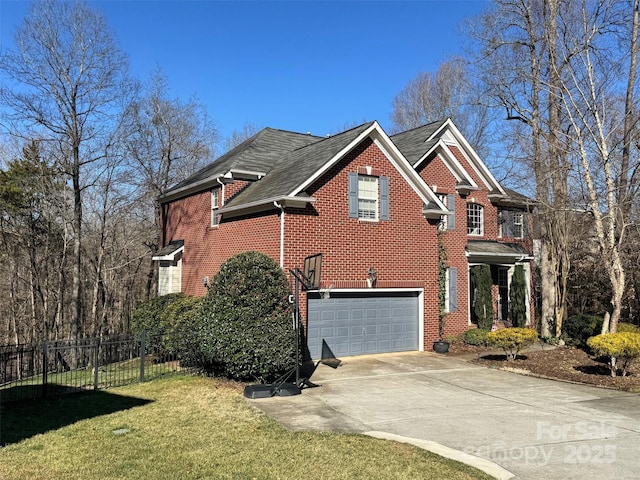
[159,127,321,201]
[224,123,375,208]
[389,120,447,165]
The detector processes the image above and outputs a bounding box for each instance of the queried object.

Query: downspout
[274,201,285,268]
[216,177,225,205]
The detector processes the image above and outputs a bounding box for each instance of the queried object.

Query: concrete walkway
[247,351,640,480]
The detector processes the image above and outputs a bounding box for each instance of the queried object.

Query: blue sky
[1,0,488,142]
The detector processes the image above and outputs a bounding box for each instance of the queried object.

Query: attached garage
[306,290,423,360]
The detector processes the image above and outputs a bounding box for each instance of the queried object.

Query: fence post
[42,341,48,398]
[139,330,146,383]
[94,337,100,391]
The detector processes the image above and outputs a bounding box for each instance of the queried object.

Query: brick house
[154,119,534,359]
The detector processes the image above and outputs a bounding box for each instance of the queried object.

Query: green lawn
[0,375,492,480]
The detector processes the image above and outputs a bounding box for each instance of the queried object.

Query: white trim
[440,119,505,194]
[290,122,447,214]
[152,245,184,261]
[218,195,316,214]
[291,123,380,196]
[414,139,478,190]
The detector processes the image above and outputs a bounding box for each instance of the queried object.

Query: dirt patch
[465,345,640,392]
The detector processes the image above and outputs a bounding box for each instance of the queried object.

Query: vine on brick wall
[437,230,448,340]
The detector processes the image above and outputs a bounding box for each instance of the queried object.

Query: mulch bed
[446,342,640,392]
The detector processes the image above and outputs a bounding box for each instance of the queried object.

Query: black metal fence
[0,332,193,403]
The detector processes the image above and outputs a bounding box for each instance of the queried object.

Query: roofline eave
[218,195,317,216]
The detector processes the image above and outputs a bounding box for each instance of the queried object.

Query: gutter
[218,195,316,215]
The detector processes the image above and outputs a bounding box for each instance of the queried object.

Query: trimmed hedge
[200,251,295,382]
[587,332,640,377]
[463,328,490,346]
[486,328,538,361]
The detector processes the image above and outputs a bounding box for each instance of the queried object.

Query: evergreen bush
[486,327,538,361]
[509,265,527,328]
[200,251,295,382]
[161,295,205,368]
[130,293,185,337]
[562,314,603,346]
[471,265,493,330]
[587,332,640,377]
[463,328,490,346]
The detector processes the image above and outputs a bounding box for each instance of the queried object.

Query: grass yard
[0,375,492,480]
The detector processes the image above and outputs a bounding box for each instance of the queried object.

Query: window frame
[513,212,523,239]
[467,203,484,236]
[436,193,448,231]
[357,174,379,221]
[211,188,220,227]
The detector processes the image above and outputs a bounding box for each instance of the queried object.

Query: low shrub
[130,293,186,337]
[617,323,640,334]
[486,328,538,361]
[463,328,490,346]
[161,296,205,368]
[587,332,640,377]
[562,314,603,346]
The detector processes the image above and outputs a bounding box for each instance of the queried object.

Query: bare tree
[471,0,640,334]
[555,0,638,333]
[0,0,131,342]
[123,68,217,298]
[390,57,494,158]
[224,122,262,151]
[470,0,573,337]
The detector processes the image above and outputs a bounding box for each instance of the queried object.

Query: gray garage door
[306,292,420,360]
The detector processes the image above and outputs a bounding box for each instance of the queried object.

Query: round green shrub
[562,314,603,346]
[486,327,538,361]
[463,328,490,346]
[200,251,295,382]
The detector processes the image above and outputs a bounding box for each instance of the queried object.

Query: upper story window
[211,188,220,226]
[348,172,390,222]
[436,193,448,230]
[498,209,525,239]
[467,203,484,236]
[358,175,378,220]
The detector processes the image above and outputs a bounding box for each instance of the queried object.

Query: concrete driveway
[247,351,640,480]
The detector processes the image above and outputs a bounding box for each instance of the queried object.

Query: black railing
[0,332,193,403]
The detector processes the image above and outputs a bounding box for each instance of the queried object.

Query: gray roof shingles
[162,128,321,196]
[224,122,374,207]
[389,120,447,165]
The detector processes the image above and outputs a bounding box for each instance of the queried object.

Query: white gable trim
[290,121,446,213]
[439,119,505,195]
[415,139,479,189]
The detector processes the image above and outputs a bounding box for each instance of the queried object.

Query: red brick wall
[162,188,281,297]
[283,138,442,344]
[415,152,470,336]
